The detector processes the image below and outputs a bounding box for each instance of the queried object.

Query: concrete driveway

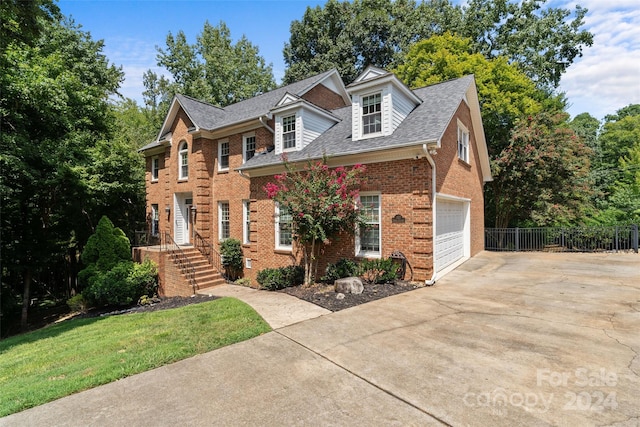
[3,252,638,426]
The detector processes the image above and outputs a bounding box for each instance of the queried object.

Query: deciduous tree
[264,158,366,285]
[394,33,592,227]
[283,0,591,90]
[1,13,123,331]
[144,21,276,114]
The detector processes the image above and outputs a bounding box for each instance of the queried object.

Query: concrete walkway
[196,284,330,329]
[2,252,639,426]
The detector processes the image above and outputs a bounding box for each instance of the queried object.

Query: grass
[0,297,271,417]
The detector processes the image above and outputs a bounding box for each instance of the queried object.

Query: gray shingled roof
[139,69,339,152]
[239,75,475,170]
[185,69,338,130]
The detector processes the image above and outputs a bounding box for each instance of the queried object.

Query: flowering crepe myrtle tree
[265,157,366,285]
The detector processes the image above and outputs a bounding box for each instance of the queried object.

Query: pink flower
[264,182,279,199]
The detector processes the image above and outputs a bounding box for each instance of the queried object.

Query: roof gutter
[259,114,274,134]
[422,143,438,286]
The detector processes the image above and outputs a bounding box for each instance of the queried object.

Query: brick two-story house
[136,67,491,296]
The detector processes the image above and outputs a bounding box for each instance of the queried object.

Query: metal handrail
[162,232,197,292]
[193,230,226,280]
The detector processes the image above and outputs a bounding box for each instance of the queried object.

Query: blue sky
[58,0,639,121]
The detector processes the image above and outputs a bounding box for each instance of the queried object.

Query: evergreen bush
[256,265,304,291]
[358,258,399,284]
[220,238,243,280]
[321,258,359,283]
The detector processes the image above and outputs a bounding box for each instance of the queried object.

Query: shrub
[234,278,252,287]
[79,216,132,287]
[321,258,359,283]
[256,265,304,291]
[220,238,243,280]
[358,258,399,284]
[67,294,88,313]
[83,259,158,307]
[128,258,159,298]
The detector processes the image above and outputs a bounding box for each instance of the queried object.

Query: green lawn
[0,297,271,417]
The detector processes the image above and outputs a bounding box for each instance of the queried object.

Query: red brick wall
[247,158,434,283]
[144,109,196,241]
[142,98,486,289]
[132,248,192,297]
[302,84,348,110]
[434,101,486,256]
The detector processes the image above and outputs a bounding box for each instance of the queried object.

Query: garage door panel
[435,199,466,272]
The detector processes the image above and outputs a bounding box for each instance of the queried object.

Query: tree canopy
[283,0,592,89]
[1,7,128,332]
[143,20,276,120]
[394,33,591,227]
[590,105,640,224]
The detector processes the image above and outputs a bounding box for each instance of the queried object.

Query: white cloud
[557,1,640,119]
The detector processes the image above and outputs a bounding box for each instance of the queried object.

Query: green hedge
[256,265,304,291]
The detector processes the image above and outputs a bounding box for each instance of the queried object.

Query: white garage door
[435,198,467,272]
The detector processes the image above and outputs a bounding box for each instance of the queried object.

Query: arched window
[179,141,188,179]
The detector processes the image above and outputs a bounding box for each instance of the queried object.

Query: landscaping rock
[336,293,345,300]
[335,277,364,295]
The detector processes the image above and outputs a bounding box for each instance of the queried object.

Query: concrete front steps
[177,247,227,291]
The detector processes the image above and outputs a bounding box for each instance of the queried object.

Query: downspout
[422,143,437,286]
[237,115,274,180]
[259,115,274,134]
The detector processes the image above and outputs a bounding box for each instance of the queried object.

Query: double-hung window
[243,134,256,163]
[275,203,292,250]
[219,201,230,240]
[151,204,159,236]
[151,157,159,181]
[178,142,188,179]
[282,115,296,150]
[218,140,229,171]
[458,124,469,163]
[357,194,381,257]
[362,93,382,135]
[243,200,251,244]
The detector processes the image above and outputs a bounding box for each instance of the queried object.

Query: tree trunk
[21,270,32,332]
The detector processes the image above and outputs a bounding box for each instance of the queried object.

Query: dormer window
[272,94,339,155]
[362,93,382,135]
[179,142,188,180]
[282,115,296,150]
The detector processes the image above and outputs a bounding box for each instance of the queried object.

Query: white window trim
[282,114,297,152]
[242,200,251,245]
[151,204,159,236]
[356,192,381,258]
[218,201,230,241]
[242,133,256,164]
[457,120,470,163]
[275,203,293,251]
[178,141,188,180]
[151,156,159,181]
[361,92,383,138]
[218,139,229,172]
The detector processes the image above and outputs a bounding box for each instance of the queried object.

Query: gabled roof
[140,69,349,153]
[239,75,492,183]
[347,65,422,105]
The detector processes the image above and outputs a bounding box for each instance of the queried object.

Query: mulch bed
[279,280,425,312]
[78,280,424,320]
[75,295,219,319]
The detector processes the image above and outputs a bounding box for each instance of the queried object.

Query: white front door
[174,193,193,245]
[435,197,469,273]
